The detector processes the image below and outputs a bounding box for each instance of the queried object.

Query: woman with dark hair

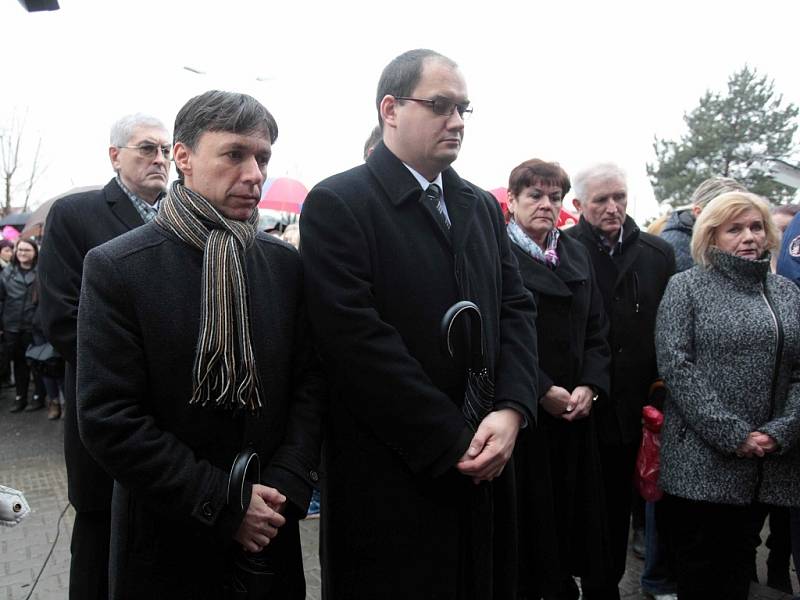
[656,192,800,600]
[2,238,47,412]
[508,159,612,599]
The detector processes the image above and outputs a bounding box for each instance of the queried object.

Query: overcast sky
[3,0,799,222]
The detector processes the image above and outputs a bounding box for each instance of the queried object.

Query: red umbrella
[259,177,308,214]
[489,187,509,217]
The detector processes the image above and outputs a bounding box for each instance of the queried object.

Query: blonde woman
[655,192,800,600]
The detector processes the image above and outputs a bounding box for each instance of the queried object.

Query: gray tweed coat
[656,249,800,507]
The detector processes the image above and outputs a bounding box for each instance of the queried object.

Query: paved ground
[1,391,796,599]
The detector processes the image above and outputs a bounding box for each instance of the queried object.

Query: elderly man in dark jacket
[565,163,675,600]
[38,112,170,600]
[76,91,325,599]
[301,49,539,599]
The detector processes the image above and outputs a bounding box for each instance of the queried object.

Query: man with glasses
[38,113,170,600]
[301,49,538,597]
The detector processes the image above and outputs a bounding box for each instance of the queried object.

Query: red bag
[635,405,664,502]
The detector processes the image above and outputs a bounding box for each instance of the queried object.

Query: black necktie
[424,183,451,233]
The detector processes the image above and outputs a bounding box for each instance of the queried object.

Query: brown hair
[508,159,571,197]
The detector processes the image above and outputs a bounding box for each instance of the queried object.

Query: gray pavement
[1,390,796,599]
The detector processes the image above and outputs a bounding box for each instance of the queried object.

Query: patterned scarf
[155,181,262,412]
[507,219,560,269]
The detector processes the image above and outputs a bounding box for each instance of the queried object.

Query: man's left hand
[456,408,522,484]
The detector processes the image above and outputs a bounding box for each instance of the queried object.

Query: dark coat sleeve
[488,199,540,424]
[260,281,327,518]
[77,246,244,541]
[301,187,473,477]
[38,199,85,365]
[578,257,611,399]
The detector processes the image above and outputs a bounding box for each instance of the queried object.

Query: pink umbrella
[2,226,20,242]
[489,187,509,217]
[259,177,308,214]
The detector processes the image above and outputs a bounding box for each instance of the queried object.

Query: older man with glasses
[38,113,170,600]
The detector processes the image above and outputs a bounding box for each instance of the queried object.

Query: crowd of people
[10,47,799,600]
[1,236,65,419]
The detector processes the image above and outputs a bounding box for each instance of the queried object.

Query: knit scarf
[155,181,262,412]
[507,219,560,269]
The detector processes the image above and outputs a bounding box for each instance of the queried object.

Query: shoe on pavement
[9,396,26,413]
[47,400,61,420]
[25,395,45,412]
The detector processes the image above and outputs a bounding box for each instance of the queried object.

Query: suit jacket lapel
[105,178,145,231]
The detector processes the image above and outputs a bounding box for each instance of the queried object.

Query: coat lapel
[513,241,573,298]
[366,142,456,249]
[104,178,145,231]
[441,167,478,255]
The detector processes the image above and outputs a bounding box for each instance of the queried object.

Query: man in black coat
[38,113,170,600]
[75,90,325,599]
[301,49,539,599]
[565,163,675,599]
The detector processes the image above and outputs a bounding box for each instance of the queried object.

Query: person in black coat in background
[76,91,325,599]
[565,163,675,599]
[38,112,170,600]
[506,159,612,600]
[301,49,539,599]
[2,238,47,412]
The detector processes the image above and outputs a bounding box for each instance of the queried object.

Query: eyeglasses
[395,96,473,119]
[118,143,172,160]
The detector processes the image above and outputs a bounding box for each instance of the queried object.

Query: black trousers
[657,493,757,600]
[580,440,639,600]
[69,508,111,600]
[5,330,46,400]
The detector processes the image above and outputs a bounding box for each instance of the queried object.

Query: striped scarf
[155,180,262,412]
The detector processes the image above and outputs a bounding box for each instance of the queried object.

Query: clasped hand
[234,484,287,552]
[735,431,777,458]
[539,385,593,421]
[456,408,522,484]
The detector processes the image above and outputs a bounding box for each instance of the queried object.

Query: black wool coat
[300,142,539,599]
[38,178,144,510]
[565,216,675,445]
[76,224,326,599]
[510,236,612,595]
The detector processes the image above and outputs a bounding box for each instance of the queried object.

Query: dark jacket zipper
[632,272,640,314]
[753,283,784,501]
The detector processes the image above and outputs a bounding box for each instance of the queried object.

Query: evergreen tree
[648,66,798,205]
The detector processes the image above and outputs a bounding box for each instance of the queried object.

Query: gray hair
[572,162,627,201]
[174,90,278,151]
[690,176,746,209]
[109,113,168,147]
[375,49,457,131]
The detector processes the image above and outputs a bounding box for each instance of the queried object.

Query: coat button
[202,501,214,518]
[309,470,319,483]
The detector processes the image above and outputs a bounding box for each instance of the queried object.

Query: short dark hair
[375,49,457,130]
[363,125,381,161]
[174,90,278,150]
[508,159,571,197]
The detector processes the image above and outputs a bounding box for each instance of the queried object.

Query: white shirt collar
[402,163,444,193]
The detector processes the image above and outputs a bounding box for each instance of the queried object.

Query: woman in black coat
[1,238,46,413]
[508,159,612,600]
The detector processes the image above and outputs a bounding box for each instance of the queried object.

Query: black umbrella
[226,450,276,599]
[0,212,32,228]
[441,300,495,430]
